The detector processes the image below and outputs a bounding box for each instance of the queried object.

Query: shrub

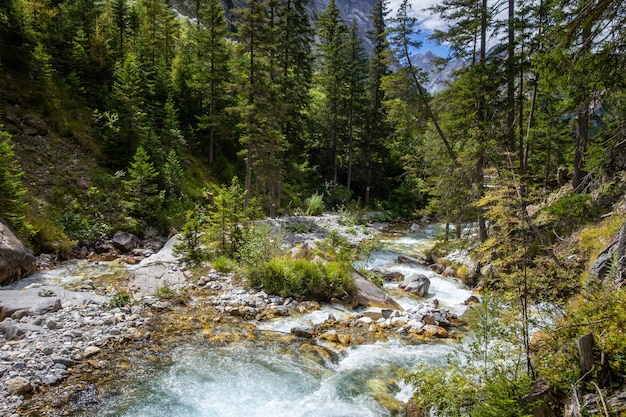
[248,257,353,300]
[212,256,235,273]
[304,193,325,215]
[543,192,598,235]
[110,292,132,308]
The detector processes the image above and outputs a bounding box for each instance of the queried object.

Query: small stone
[290,327,315,339]
[52,355,76,367]
[42,375,58,385]
[82,346,102,359]
[6,377,33,395]
[10,310,29,320]
[45,319,57,330]
[4,325,25,341]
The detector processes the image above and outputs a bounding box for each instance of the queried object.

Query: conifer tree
[0,128,32,236]
[344,19,369,196]
[234,0,284,211]
[364,0,391,204]
[122,146,163,225]
[316,0,349,196]
[194,0,232,166]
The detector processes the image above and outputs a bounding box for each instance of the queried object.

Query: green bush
[110,292,132,308]
[248,257,353,300]
[543,192,598,235]
[212,255,236,273]
[304,193,325,215]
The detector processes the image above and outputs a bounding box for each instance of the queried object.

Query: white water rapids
[72,224,475,416]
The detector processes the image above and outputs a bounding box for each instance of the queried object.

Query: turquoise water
[69,226,472,416]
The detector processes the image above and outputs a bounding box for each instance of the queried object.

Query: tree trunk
[577,333,594,378]
[572,15,591,191]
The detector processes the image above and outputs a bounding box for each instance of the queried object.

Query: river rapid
[21,223,476,417]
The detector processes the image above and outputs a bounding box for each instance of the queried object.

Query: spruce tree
[234,0,284,211]
[364,0,391,205]
[316,0,349,196]
[0,128,32,236]
[194,0,232,166]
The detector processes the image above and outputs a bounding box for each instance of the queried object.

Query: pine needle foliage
[0,127,33,236]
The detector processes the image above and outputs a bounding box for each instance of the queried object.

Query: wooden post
[578,333,594,378]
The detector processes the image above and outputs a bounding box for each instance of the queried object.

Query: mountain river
[53,224,475,416]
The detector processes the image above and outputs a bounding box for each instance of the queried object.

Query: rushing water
[67,224,474,416]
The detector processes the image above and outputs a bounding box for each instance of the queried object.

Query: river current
[70,224,474,416]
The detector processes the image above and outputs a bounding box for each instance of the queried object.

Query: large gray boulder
[399,273,431,297]
[0,221,36,285]
[0,285,107,320]
[112,231,140,253]
[589,219,626,288]
[127,235,187,297]
[351,273,402,310]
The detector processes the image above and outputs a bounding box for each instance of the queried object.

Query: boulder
[399,274,430,297]
[127,240,187,297]
[291,326,315,339]
[398,255,426,265]
[0,221,36,285]
[423,324,448,338]
[589,219,626,287]
[371,268,404,282]
[112,231,140,253]
[6,377,33,395]
[0,285,107,320]
[352,273,402,310]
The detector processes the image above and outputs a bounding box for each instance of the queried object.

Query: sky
[387,0,451,57]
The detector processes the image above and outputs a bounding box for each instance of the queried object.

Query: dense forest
[1,0,626,414]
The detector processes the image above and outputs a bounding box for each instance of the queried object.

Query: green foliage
[110,292,132,308]
[248,257,353,300]
[212,256,236,273]
[204,177,262,259]
[121,146,164,226]
[238,223,283,267]
[404,298,536,416]
[578,214,625,262]
[534,286,626,391]
[316,231,356,262]
[175,205,208,264]
[304,193,325,215]
[542,192,598,235]
[0,127,33,236]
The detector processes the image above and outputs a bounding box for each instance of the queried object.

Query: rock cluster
[316,300,460,342]
[0,290,151,416]
[199,270,299,320]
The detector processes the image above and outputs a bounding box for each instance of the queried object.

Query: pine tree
[364,0,391,205]
[122,146,163,225]
[344,19,369,196]
[194,0,232,166]
[0,128,32,236]
[316,0,349,196]
[234,0,284,211]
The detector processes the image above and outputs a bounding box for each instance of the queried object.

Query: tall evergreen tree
[344,19,369,196]
[364,0,391,205]
[194,0,233,166]
[234,0,284,211]
[316,0,349,196]
[0,127,32,236]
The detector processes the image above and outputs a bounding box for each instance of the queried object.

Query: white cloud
[387,0,445,33]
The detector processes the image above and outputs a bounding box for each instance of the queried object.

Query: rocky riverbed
[1,215,477,416]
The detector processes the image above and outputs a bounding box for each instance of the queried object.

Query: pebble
[0,298,150,416]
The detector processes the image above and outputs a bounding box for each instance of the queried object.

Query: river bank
[1,215,477,416]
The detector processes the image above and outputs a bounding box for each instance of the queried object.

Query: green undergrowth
[248,258,354,300]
